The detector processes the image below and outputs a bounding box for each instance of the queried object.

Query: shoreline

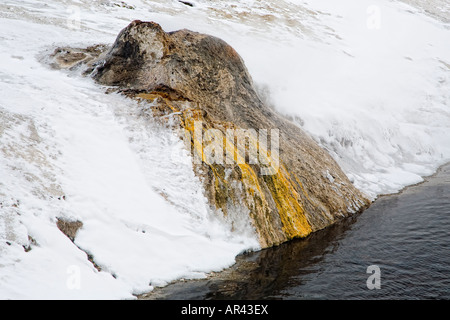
[138,161,450,300]
[375,161,450,198]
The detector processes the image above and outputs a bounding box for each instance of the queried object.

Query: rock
[56,218,83,242]
[47,45,108,71]
[88,20,370,248]
[178,1,194,7]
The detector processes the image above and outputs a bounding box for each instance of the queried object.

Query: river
[141,163,450,300]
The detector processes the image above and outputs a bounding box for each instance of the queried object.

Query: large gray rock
[83,20,370,248]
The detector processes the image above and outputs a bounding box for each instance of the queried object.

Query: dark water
[142,164,450,300]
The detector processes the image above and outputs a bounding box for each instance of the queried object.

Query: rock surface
[72,20,370,248]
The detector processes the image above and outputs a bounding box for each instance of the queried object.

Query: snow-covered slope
[1,0,449,299]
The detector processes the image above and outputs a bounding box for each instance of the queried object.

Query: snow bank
[239,0,450,198]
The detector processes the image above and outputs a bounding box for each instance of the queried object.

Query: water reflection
[142,215,360,300]
[141,164,450,300]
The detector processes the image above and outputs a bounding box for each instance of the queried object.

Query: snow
[225,0,450,198]
[1,0,449,299]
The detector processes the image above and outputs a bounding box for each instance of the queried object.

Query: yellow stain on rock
[264,164,312,239]
[136,93,162,101]
[135,90,313,243]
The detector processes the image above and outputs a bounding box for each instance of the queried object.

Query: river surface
[141,163,450,300]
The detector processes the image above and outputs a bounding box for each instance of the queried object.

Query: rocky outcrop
[60,20,370,248]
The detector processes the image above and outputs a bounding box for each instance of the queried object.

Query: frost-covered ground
[0,0,449,299]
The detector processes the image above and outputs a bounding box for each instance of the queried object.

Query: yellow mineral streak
[231,127,312,239]
[136,93,162,101]
[266,164,312,238]
[137,91,312,241]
